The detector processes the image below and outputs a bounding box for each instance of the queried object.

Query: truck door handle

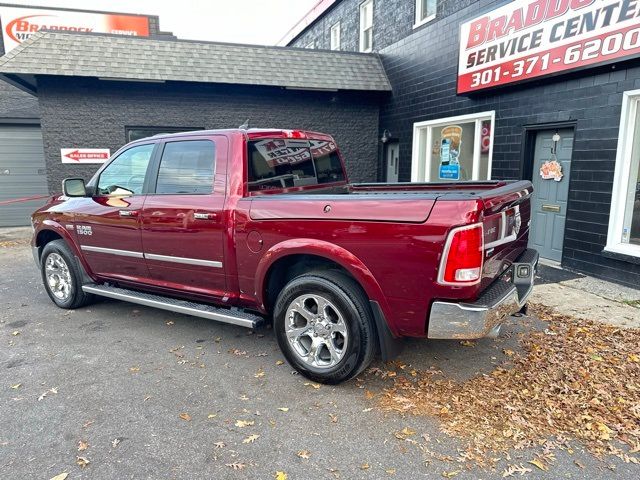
[194,212,216,220]
[119,210,138,217]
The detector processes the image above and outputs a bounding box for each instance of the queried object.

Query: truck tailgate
[477,181,533,290]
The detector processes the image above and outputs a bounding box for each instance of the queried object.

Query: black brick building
[285,0,640,288]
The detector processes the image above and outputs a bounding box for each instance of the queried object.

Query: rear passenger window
[155,140,215,194]
[247,139,345,191]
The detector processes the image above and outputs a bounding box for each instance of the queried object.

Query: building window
[415,0,436,28]
[359,0,373,53]
[305,40,315,49]
[330,22,341,51]
[410,111,494,183]
[126,126,203,143]
[606,90,640,258]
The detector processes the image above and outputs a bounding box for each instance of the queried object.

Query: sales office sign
[457,0,640,93]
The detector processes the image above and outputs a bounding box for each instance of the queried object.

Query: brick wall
[0,81,39,120]
[291,0,415,52]
[36,76,381,191]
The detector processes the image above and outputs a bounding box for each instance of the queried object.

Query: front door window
[97,144,154,195]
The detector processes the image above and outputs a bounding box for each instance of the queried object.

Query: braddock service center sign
[457,0,640,93]
[0,5,149,54]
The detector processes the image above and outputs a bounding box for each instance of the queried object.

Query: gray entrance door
[0,125,48,227]
[528,129,573,262]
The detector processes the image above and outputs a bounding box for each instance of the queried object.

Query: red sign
[61,148,110,164]
[0,6,150,53]
[458,0,640,94]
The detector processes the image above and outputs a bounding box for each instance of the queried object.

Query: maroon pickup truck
[31,128,538,383]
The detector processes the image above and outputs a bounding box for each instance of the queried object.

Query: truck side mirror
[63,178,87,197]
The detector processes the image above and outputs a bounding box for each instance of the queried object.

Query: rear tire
[40,239,95,309]
[273,270,376,384]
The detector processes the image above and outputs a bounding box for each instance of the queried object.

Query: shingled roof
[0,31,391,93]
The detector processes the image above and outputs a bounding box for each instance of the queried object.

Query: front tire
[40,239,94,309]
[273,270,376,384]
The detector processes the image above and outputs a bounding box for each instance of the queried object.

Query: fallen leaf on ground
[360,463,370,470]
[229,349,247,356]
[165,321,174,326]
[11,331,19,336]
[214,441,226,449]
[10,384,21,389]
[275,472,287,480]
[276,360,284,365]
[254,369,265,378]
[235,420,255,428]
[179,413,192,421]
[459,340,475,347]
[329,414,338,423]
[502,464,532,477]
[49,473,68,480]
[528,458,548,471]
[129,366,140,373]
[386,468,396,474]
[112,438,121,448]
[278,407,289,412]
[378,304,640,466]
[77,440,89,451]
[226,462,245,470]
[38,388,57,401]
[243,434,260,444]
[304,382,321,389]
[207,413,217,419]
[76,456,90,468]
[297,450,311,459]
[441,471,460,478]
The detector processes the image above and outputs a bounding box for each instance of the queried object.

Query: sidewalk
[531,262,640,328]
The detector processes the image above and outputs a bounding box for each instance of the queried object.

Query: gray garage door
[0,125,49,227]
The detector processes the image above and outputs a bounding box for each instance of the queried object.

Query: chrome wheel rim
[285,294,348,369]
[45,252,72,301]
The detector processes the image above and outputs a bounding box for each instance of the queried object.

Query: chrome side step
[82,284,263,329]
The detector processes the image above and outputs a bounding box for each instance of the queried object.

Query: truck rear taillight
[438,223,484,286]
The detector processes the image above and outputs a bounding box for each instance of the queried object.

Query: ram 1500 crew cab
[32,129,538,383]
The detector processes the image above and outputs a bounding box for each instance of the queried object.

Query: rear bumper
[427,248,539,340]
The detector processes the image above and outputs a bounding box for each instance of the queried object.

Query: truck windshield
[247,139,344,192]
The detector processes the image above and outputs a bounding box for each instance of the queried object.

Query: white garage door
[0,125,48,227]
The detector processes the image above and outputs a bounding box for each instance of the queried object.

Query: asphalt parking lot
[1,236,638,479]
